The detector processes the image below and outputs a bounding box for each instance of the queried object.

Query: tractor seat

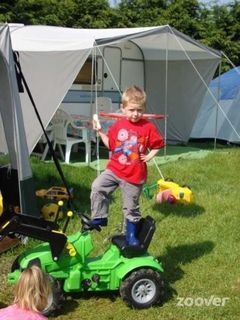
[111,215,156,258]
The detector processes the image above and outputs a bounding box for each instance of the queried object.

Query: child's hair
[14,265,52,313]
[122,85,146,110]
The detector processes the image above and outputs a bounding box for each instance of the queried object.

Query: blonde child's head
[14,265,52,313]
[122,85,146,110]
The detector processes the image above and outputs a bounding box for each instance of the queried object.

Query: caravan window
[74,59,95,85]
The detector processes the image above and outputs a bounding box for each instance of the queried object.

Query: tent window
[74,59,95,85]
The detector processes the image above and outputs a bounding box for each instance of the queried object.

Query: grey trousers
[90,169,142,222]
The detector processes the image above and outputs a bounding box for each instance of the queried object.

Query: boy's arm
[97,130,109,149]
[93,114,109,149]
[140,148,160,162]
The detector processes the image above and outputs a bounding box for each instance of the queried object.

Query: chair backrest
[95,97,112,113]
[137,215,156,249]
[51,109,72,143]
[111,215,156,258]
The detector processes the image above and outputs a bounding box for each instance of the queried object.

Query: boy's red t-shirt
[107,118,164,184]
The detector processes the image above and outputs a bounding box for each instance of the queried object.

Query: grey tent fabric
[0,24,221,154]
[0,24,37,215]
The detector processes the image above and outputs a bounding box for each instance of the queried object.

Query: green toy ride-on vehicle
[0,205,164,314]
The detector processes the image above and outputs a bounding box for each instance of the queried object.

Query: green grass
[0,146,240,319]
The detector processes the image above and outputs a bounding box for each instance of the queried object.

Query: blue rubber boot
[91,218,108,227]
[82,217,108,231]
[126,220,140,246]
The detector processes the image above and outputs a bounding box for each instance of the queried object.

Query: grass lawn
[0,145,240,319]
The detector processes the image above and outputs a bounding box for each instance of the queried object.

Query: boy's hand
[140,149,160,162]
[92,114,101,131]
[140,153,152,162]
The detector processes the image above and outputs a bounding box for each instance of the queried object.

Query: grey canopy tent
[0,24,221,157]
[0,24,37,216]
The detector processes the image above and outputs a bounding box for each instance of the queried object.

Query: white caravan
[60,40,145,117]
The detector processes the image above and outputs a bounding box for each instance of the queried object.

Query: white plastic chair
[95,96,112,114]
[51,109,91,164]
[94,96,114,134]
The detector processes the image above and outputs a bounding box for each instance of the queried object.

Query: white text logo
[176,295,229,307]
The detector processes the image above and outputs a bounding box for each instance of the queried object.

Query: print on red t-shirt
[107,118,164,185]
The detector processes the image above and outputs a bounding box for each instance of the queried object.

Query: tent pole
[91,45,101,175]
[214,55,222,150]
[163,30,169,157]
[90,47,94,117]
[90,44,98,119]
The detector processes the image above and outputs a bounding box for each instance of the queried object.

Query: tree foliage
[0,0,17,22]
[198,0,240,70]
[0,0,239,68]
[70,0,113,28]
[116,0,167,27]
[0,0,113,27]
[160,0,202,38]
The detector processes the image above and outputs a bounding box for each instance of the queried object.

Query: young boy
[91,85,164,246]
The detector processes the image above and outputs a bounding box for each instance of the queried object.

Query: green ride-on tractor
[0,202,164,314]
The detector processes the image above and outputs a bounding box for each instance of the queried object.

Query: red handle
[99,112,165,120]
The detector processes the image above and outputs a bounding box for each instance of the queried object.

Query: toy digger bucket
[0,213,67,261]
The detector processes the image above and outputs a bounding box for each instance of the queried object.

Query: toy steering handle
[99,112,165,120]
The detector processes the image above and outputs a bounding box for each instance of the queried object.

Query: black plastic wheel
[120,268,164,309]
[11,255,20,272]
[42,275,65,316]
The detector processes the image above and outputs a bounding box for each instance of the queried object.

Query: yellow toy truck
[143,179,193,204]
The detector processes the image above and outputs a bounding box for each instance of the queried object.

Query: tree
[71,0,113,28]
[117,0,167,27]
[0,0,113,28]
[160,0,202,38]
[199,0,240,70]
[115,0,202,37]
[0,0,17,22]
[3,0,77,26]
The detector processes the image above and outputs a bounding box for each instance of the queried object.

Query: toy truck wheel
[120,268,164,309]
[11,255,20,271]
[42,276,64,316]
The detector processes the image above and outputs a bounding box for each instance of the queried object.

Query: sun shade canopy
[1,24,221,153]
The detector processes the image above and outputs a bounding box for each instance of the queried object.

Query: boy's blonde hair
[14,265,52,313]
[122,85,146,110]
